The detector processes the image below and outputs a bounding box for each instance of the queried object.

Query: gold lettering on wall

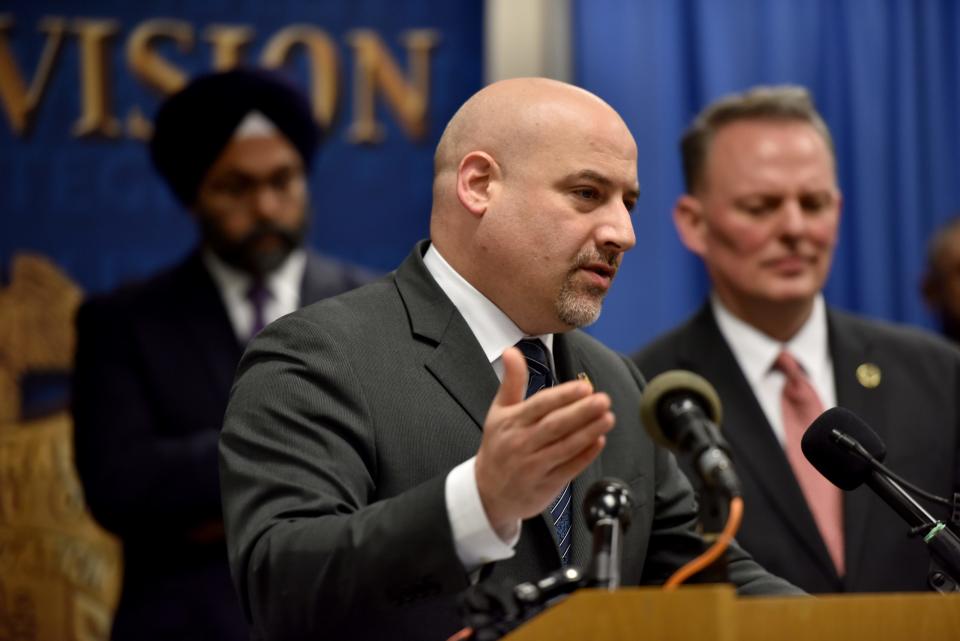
[0,15,442,144]
[205,24,254,70]
[71,19,121,138]
[0,15,66,135]
[345,28,438,143]
[126,18,192,95]
[125,19,193,140]
[261,25,339,130]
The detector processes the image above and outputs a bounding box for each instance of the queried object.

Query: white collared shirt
[202,248,307,342]
[712,293,836,446]
[424,244,553,572]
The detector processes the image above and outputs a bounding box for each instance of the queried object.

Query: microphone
[639,370,741,497]
[800,405,886,490]
[802,407,960,585]
[461,478,636,638]
[583,478,634,590]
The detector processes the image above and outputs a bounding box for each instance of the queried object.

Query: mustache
[573,248,621,271]
[239,220,302,248]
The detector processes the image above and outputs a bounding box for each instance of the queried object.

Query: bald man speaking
[219,78,800,641]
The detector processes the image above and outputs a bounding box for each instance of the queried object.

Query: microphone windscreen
[801,407,888,490]
[639,370,723,448]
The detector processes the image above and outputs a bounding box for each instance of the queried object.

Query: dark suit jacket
[72,248,372,641]
[219,242,800,641]
[634,302,960,593]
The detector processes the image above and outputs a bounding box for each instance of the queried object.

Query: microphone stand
[460,480,636,640]
[689,445,741,583]
[584,479,635,589]
[832,429,960,592]
[690,482,731,583]
[867,473,960,593]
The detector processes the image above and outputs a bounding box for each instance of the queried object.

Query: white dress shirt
[712,293,836,447]
[423,244,554,572]
[202,248,307,342]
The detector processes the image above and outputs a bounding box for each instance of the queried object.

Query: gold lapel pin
[576,372,593,391]
[856,363,881,389]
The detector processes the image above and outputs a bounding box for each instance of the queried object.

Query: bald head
[434,78,626,182]
[428,77,639,335]
[431,78,635,237]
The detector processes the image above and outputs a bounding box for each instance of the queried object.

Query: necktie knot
[515,338,555,398]
[773,350,804,380]
[247,279,271,306]
[774,351,818,406]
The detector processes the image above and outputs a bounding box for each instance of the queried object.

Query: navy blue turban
[149,68,321,206]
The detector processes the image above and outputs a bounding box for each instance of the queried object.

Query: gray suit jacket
[219,243,800,641]
[634,302,960,593]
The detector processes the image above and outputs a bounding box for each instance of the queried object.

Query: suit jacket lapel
[394,242,499,431]
[679,304,838,578]
[827,310,884,584]
[176,253,243,398]
[395,243,599,567]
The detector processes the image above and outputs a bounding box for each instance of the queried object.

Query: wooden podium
[502,585,960,641]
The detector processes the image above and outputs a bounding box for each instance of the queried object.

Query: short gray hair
[680,85,835,193]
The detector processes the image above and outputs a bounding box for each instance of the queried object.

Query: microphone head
[639,370,723,449]
[801,406,888,490]
[583,478,634,531]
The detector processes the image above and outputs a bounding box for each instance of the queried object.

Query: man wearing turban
[71,68,373,641]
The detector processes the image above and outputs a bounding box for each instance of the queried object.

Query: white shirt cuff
[445,456,519,572]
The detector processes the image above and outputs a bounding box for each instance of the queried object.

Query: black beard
[202,217,308,277]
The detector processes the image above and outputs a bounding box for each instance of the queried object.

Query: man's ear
[456,151,500,217]
[673,194,708,257]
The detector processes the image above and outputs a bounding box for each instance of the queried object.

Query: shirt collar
[423,244,553,364]
[712,293,829,384]
[202,247,306,303]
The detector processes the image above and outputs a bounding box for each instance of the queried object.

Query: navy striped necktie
[515,338,573,566]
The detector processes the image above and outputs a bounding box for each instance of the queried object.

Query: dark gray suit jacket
[634,302,960,594]
[72,248,373,641]
[219,242,800,641]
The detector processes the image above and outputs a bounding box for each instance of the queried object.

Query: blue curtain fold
[574,0,960,352]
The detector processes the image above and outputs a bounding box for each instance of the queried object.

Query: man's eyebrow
[564,169,641,200]
[565,169,613,186]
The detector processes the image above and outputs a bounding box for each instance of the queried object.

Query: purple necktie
[246,280,271,340]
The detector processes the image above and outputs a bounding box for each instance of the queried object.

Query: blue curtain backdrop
[4,1,960,356]
[574,0,960,353]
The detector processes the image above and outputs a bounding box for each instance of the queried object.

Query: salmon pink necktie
[774,350,845,576]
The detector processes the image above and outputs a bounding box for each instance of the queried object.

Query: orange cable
[445,626,474,641]
[663,496,744,590]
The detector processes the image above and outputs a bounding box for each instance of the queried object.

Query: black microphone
[802,407,960,584]
[583,478,634,590]
[800,406,886,489]
[639,370,741,497]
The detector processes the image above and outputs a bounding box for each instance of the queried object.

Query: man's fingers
[544,435,608,484]
[525,393,612,450]
[492,346,528,408]
[512,380,594,423]
[537,411,615,472]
